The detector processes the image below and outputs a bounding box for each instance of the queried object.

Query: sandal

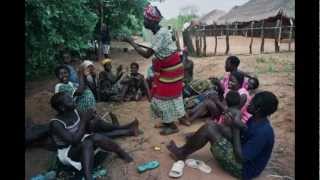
[185,159,212,174]
[137,160,160,173]
[160,127,179,135]
[169,160,185,178]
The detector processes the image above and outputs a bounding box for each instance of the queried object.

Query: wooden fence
[180,20,295,56]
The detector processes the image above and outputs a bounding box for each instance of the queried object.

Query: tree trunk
[225,24,229,55]
[182,30,195,55]
[249,22,254,54]
[175,30,181,51]
[260,20,265,53]
[98,0,104,60]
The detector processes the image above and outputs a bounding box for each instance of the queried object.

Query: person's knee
[81,138,94,149]
[203,121,218,131]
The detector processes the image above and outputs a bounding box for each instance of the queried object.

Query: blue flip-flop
[137,160,160,173]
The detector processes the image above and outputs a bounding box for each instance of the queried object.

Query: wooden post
[203,27,207,56]
[249,21,254,54]
[275,19,280,52]
[214,24,218,56]
[288,18,293,51]
[199,29,203,55]
[175,30,181,51]
[234,23,237,36]
[225,24,230,55]
[260,20,265,53]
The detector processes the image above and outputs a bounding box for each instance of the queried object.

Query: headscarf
[80,60,94,69]
[144,4,162,22]
[101,58,112,65]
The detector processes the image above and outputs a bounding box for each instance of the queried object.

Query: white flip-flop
[185,159,212,174]
[169,160,185,178]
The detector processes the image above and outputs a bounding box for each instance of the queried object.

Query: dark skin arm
[239,94,247,109]
[74,70,87,96]
[232,126,243,163]
[143,78,152,101]
[124,37,154,59]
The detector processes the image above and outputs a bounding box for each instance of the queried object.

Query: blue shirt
[66,65,79,84]
[241,117,274,179]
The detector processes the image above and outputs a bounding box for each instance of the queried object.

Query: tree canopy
[25,0,148,80]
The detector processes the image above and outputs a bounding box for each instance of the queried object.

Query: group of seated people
[26,50,279,180]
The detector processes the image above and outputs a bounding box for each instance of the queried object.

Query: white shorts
[103,44,110,55]
[57,134,101,171]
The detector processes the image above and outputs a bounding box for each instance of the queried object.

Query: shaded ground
[25,45,294,179]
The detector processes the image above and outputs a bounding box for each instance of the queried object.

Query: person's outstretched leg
[90,117,139,134]
[90,134,133,162]
[188,100,219,123]
[166,122,222,160]
[81,140,95,180]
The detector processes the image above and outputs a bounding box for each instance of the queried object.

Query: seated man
[98,59,124,101]
[49,92,140,180]
[119,62,151,102]
[167,91,278,180]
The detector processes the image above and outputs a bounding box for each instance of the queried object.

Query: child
[49,92,135,180]
[119,62,151,101]
[54,64,96,112]
[184,71,251,125]
[220,56,248,91]
[98,59,124,101]
[62,52,79,84]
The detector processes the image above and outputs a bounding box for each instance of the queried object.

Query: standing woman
[123,4,185,135]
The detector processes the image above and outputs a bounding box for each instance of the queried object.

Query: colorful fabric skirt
[210,137,242,178]
[150,96,185,123]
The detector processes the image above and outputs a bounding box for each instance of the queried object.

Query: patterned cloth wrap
[210,137,242,178]
[150,96,185,123]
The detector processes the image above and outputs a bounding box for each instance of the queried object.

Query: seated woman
[98,59,124,102]
[119,62,151,102]
[49,92,138,180]
[185,71,252,125]
[54,64,96,113]
[81,60,99,101]
[167,91,278,180]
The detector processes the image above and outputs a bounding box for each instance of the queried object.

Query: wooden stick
[260,20,265,53]
[214,25,218,56]
[288,18,293,51]
[225,24,230,55]
[275,19,280,52]
[249,21,254,54]
[203,27,207,56]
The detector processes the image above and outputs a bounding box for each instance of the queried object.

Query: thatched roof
[217,0,295,24]
[198,9,226,25]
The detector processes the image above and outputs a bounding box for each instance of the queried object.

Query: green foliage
[25,0,148,80]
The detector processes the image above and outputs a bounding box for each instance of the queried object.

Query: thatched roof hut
[198,9,226,25]
[217,0,295,24]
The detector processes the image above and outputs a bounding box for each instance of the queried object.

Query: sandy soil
[25,43,294,180]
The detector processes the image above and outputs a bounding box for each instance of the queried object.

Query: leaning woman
[123,4,185,135]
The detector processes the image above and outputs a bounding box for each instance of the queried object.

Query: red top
[151,52,184,99]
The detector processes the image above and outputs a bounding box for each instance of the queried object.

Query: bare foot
[179,118,192,126]
[118,151,133,162]
[109,112,120,126]
[129,118,140,136]
[154,122,166,128]
[166,140,185,160]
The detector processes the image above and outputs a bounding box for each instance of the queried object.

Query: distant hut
[216,0,295,39]
[198,9,226,25]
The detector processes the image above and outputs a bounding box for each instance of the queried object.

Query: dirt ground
[25,42,294,179]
